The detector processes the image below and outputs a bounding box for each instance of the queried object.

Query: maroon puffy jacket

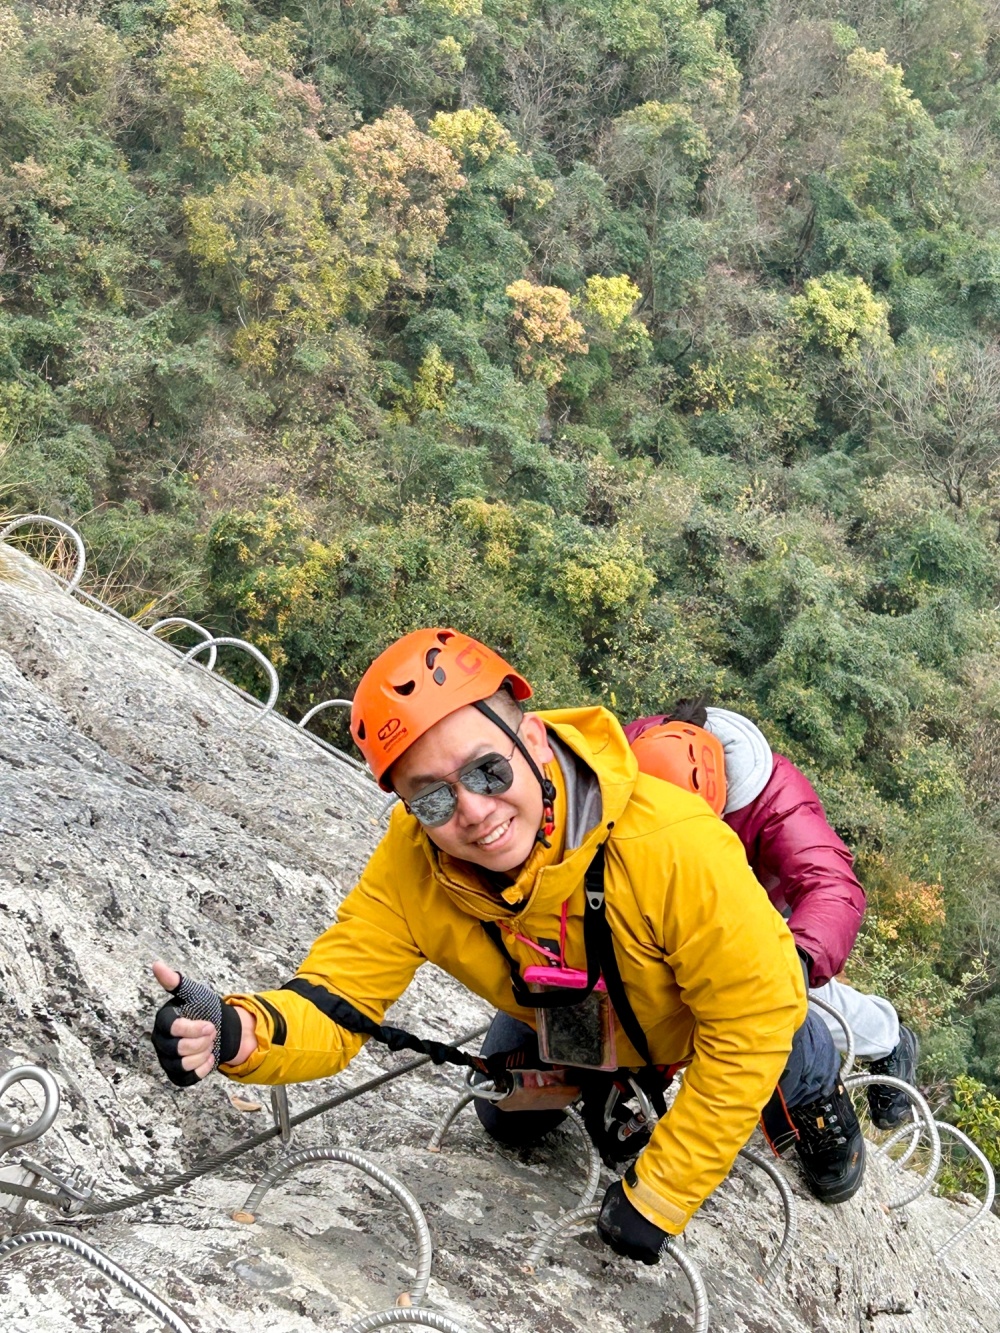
[623,717,865,987]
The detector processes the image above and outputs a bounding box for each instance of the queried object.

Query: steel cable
[0,1229,193,1332]
[236,1147,432,1305]
[51,1024,489,1218]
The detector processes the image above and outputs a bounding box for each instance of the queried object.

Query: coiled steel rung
[0,515,86,591]
[523,1203,709,1333]
[234,1147,433,1307]
[844,1073,941,1209]
[736,1146,797,1284]
[345,1311,479,1333]
[0,1230,193,1332]
[426,1088,601,1207]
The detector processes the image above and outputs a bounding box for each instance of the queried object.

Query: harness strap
[591,898,651,1065]
[484,843,651,1065]
[483,875,603,1009]
[281,977,485,1071]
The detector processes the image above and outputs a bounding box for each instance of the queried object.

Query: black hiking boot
[867,1026,920,1130]
[790,1081,866,1204]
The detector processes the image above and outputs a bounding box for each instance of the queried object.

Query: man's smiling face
[390,703,554,873]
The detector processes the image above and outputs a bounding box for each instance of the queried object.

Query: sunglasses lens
[408,754,515,827]
[462,754,514,797]
[408,783,458,828]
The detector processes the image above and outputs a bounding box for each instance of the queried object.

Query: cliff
[0,543,996,1333]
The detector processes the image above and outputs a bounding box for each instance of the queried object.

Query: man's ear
[520,711,554,766]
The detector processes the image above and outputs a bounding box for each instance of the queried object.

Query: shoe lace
[794,1093,849,1153]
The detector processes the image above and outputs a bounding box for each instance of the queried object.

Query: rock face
[0,542,997,1333]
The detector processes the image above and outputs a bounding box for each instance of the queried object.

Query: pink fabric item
[624,715,866,987]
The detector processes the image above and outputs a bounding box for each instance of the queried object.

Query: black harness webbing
[482,843,651,1066]
[280,977,484,1071]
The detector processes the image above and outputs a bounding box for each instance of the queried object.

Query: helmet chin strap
[473,700,557,847]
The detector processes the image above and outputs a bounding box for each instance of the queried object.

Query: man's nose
[453,783,497,826]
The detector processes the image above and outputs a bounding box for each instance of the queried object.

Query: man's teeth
[478,820,511,847]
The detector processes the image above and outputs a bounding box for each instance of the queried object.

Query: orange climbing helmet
[350,628,533,788]
[630,721,727,815]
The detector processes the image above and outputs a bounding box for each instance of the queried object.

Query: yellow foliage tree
[185,112,463,371]
[583,274,642,330]
[506,279,588,386]
[428,106,517,165]
[341,108,465,284]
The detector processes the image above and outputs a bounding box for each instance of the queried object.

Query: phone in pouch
[523,966,618,1070]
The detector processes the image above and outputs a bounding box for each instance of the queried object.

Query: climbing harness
[483,843,652,1070]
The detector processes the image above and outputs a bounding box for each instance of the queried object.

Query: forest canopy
[5,0,1000,1133]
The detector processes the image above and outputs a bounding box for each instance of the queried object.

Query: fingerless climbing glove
[597,1176,670,1265]
[151,974,243,1088]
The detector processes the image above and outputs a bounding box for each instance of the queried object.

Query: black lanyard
[482,843,651,1066]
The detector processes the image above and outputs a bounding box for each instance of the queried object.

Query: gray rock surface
[0,542,997,1332]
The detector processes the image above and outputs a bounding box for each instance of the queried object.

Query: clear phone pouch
[524,966,618,1071]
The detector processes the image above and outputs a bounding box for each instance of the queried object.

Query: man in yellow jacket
[151,628,864,1262]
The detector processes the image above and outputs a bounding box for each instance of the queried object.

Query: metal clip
[19,1159,93,1214]
[270,1086,292,1146]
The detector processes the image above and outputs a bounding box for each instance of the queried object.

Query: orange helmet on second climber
[630,721,727,815]
[350,628,532,788]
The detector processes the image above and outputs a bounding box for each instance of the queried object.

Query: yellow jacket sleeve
[221,835,427,1085]
[622,814,807,1233]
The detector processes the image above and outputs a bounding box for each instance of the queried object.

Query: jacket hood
[704,707,774,814]
[414,706,639,925]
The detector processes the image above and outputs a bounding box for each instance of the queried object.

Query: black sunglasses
[404,745,518,828]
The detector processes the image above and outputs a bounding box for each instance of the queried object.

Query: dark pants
[474,1008,840,1150]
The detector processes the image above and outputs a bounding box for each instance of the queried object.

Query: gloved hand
[597,1176,670,1265]
[151,968,243,1088]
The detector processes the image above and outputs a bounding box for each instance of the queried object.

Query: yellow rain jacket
[224,706,806,1234]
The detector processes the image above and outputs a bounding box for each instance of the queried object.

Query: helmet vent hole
[433,667,447,685]
[437,630,454,644]
[393,680,416,696]
[357,720,366,740]
[425,647,441,669]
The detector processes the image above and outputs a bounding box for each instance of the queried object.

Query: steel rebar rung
[235,1147,432,1306]
[0,1230,194,1332]
[524,1203,709,1333]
